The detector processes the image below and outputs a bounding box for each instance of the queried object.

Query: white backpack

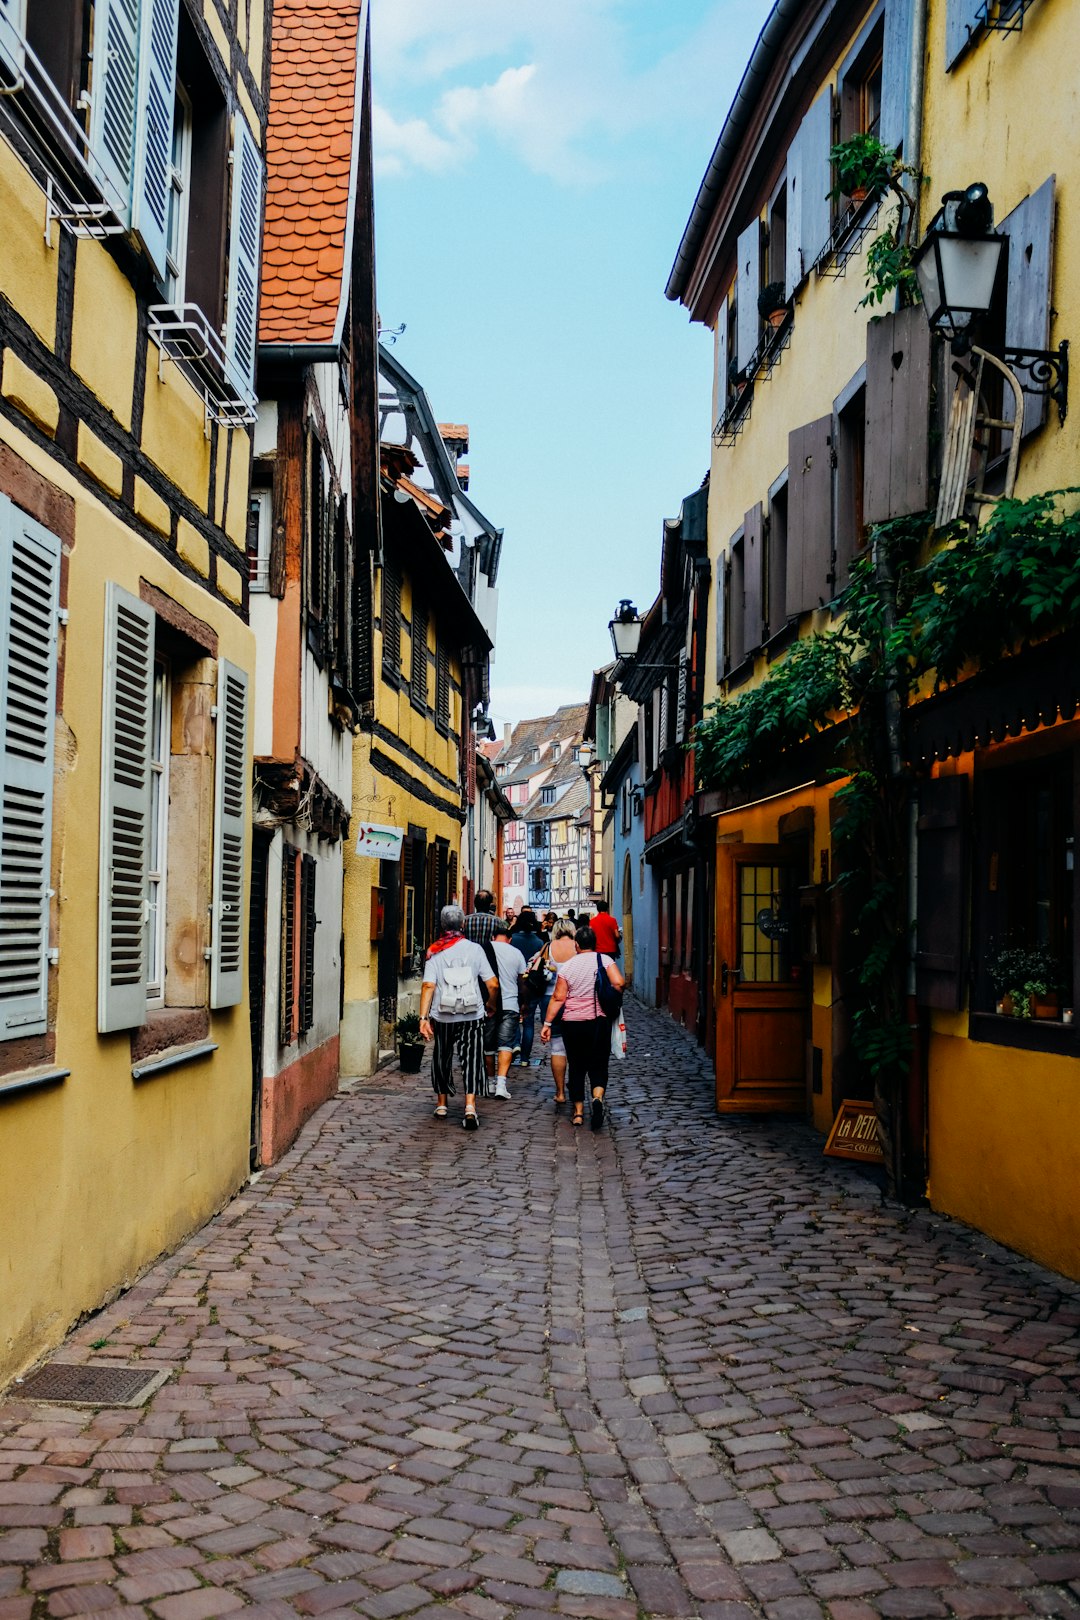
[441,957,481,1016]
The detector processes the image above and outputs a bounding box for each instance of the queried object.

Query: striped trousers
[431,1018,486,1097]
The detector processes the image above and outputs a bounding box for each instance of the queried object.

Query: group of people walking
[416,892,625,1132]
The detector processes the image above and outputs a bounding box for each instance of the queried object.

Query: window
[98,585,248,1031]
[838,16,884,146]
[247,489,271,591]
[766,479,788,639]
[541,786,556,806]
[729,533,745,670]
[530,824,544,849]
[529,746,540,763]
[435,639,450,733]
[164,84,192,306]
[145,659,170,1007]
[279,845,316,1045]
[550,743,560,761]
[0,497,61,1044]
[834,384,866,592]
[532,866,546,890]
[768,183,787,292]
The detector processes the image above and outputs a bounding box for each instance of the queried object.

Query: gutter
[257,343,339,366]
[665,0,805,305]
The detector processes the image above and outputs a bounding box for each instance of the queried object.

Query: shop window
[973,753,1075,1020]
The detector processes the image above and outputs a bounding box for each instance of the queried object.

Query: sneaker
[590,1096,605,1131]
[494,1080,512,1100]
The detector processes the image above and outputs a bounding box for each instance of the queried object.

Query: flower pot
[766,309,786,330]
[1032,993,1060,1021]
[399,1040,425,1073]
[846,185,869,204]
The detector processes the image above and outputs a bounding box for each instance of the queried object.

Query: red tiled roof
[259,0,362,344]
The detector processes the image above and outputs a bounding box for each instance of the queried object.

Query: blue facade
[611,760,655,1006]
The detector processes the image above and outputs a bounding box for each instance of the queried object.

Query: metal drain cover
[17,1363,169,1407]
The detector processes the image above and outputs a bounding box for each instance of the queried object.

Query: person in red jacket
[590,898,621,960]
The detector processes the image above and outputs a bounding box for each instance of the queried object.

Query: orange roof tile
[259,1,363,346]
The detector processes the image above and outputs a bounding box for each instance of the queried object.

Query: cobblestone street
[3,1000,1080,1620]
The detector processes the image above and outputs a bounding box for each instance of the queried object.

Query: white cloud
[371,104,459,178]
[371,0,772,184]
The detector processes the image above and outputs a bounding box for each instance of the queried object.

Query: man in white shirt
[420,905,498,1130]
[485,919,527,1100]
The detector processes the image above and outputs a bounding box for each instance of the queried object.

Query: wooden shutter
[380,562,401,682]
[864,305,931,523]
[131,0,179,281]
[715,303,729,423]
[0,499,60,1040]
[98,584,154,1032]
[729,537,745,669]
[1002,178,1056,438]
[224,115,263,395]
[448,850,458,906]
[353,548,374,703]
[210,658,248,1008]
[787,416,833,615]
[89,0,139,219]
[787,90,832,291]
[880,0,914,151]
[715,555,728,681]
[915,775,969,1010]
[435,639,450,733]
[410,600,428,709]
[945,0,982,69]
[299,853,316,1035]
[0,0,26,79]
[280,844,296,1044]
[736,219,760,373]
[743,502,764,658]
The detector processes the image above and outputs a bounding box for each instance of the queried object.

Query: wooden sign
[824,1099,884,1164]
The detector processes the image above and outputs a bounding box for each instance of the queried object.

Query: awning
[908,635,1080,764]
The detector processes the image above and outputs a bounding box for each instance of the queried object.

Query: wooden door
[715,844,809,1113]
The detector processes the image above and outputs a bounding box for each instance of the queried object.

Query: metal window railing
[148,303,257,433]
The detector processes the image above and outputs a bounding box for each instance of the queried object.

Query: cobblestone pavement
[3,1000,1080,1620]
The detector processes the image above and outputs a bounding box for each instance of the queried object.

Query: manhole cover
[17,1363,169,1408]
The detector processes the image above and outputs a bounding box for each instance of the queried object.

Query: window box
[148,303,257,432]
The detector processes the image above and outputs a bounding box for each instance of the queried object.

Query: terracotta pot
[766,309,786,330]
[1032,994,1060,1021]
[846,184,869,204]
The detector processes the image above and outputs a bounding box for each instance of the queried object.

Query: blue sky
[370,0,772,733]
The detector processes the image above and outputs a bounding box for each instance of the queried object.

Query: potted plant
[989,944,1062,1020]
[828,134,897,204]
[758,281,787,331]
[395,1011,425,1072]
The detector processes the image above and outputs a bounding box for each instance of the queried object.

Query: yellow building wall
[340,565,465,1076]
[0,419,255,1386]
[928,1034,1080,1281]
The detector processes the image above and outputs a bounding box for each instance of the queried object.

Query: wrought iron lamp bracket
[1001,341,1068,425]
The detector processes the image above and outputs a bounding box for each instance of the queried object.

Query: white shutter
[785,127,805,300]
[98,584,154,1032]
[224,116,264,396]
[880,0,915,152]
[800,88,833,275]
[715,300,729,420]
[210,659,248,1008]
[0,0,26,81]
[736,218,761,372]
[132,0,179,281]
[0,497,60,1040]
[946,0,983,69]
[88,0,139,220]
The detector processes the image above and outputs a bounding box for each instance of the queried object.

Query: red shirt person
[590,900,621,958]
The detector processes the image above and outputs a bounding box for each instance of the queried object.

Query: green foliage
[989,943,1062,1016]
[757,280,787,318]
[395,1012,422,1043]
[860,224,919,308]
[828,135,898,201]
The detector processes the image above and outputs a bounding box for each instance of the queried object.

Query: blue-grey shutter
[225,116,264,396]
[880,0,914,152]
[1002,177,1056,438]
[736,219,760,373]
[0,497,60,1041]
[211,658,248,1008]
[786,131,804,299]
[132,0,178,282]
[715,301,729,424]
[0,0,26,79]
[800,89,833,275]
[945,0,982,69]
[99,584,154,1032]
[88,0,139,221]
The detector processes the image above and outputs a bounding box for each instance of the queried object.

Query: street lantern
[913,184,1006,345]
[609,599,643,661]
[577,742,593,771]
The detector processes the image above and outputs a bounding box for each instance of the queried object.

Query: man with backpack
[420,905,499,1131]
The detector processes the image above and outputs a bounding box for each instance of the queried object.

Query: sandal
[463,1109,479,1131]
[433,1105,447,1118]
[572,1108,584,1127]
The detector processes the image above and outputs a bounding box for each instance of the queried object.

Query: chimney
[503,723,512,743]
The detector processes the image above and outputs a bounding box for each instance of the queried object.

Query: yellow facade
[678,0,1080,1278]
[0,9,268,1384]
